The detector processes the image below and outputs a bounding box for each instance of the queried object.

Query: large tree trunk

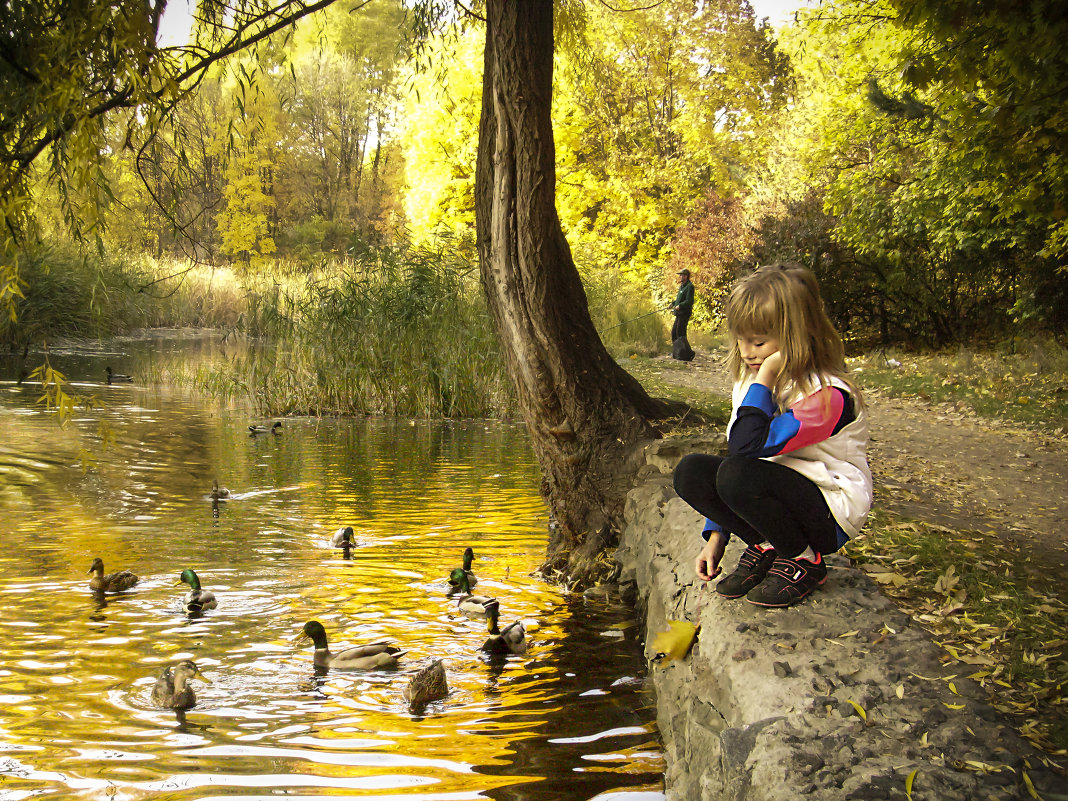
[475,1,684,585]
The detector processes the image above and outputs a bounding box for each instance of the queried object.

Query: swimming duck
[447,546,477,590]
[449,568,496,618]
[404,659,448,708]
[249,421,282,435]
[481,600,526,655]
[298,620,405,670]
[105,366,134,384]
[330,526,355,547]
[177,568,218,613]
[209,480,230,501]
[151,660,211,709]
[87,557,139,593]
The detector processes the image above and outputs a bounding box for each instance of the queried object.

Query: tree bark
[475,0,686,584]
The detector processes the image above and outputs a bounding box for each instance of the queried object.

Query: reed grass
[0,242,247,347]
[192,238,516,418]
[583,271,669,357]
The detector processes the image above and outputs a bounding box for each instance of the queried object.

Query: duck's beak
[195,667,212,684]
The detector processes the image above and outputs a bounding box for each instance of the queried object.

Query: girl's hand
[755,351,784,388]
[695,532,729,582]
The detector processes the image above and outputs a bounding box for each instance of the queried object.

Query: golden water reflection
[0,342,664,801]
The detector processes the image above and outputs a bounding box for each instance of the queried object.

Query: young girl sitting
[673,263,872,607]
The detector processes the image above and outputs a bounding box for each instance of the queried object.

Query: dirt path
[657,350,1068,572]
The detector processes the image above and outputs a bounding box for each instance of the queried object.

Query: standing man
[670,269,695,343]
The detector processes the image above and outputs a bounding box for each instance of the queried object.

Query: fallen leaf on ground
[651,620,699,664]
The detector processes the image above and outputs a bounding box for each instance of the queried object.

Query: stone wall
[615,438,1061,801]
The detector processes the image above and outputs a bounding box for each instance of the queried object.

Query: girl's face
[736,334,780,372]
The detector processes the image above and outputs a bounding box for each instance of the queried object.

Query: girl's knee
[672,453,702,498]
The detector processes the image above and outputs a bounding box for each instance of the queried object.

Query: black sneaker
[715,545,777,598]
[746,554,828,607]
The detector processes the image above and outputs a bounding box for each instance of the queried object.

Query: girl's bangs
[728,291,779,337]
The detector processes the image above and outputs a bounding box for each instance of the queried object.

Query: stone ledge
[616,448,1061,800]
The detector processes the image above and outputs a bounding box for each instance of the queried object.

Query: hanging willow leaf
[650,620,699,664]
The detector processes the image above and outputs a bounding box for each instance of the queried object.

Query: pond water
[0,334,664,801]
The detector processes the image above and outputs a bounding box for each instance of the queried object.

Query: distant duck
[404,659,448,708]
[481,600,527,655]
[151,660,211,709]
[249,421,282,436]
[87,557,139,593]
[209,480,230,501]
[298,621,406,670]
[447,546,477,591]
[449,568,496,618]
[177,568,217,613]
[330,526,355,548]
[105,366,134,384]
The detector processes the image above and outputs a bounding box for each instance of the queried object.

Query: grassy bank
[851,342,1068,431]
[1,243,246,346]
[845,512,1068,760]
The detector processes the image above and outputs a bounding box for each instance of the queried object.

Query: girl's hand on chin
[756,351,784,386]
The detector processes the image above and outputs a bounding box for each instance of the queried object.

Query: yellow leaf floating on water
[650,620,699,664]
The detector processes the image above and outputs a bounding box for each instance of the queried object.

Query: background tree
[0,0,346,311]
[729,0,1068,344]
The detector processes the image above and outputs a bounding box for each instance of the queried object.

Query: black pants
[672,453,840,557]
[671,311,690,342]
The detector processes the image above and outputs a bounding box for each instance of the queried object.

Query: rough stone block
[617,456,1056,801]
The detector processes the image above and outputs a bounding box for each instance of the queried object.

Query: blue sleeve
[729,384,854,457]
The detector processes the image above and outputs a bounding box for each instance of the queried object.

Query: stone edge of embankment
[615,435,1061,801]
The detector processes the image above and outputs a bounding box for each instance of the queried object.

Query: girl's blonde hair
[725,263,858,406]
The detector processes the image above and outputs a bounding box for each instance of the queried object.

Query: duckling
[249,421,283,436]
[481,600,526,655]
[87,557,139,593]
[329,526,355,547]
[403,659,448,708]
[151,660,211,709]
[447,546,477,590]
[209,480,230,501]
[449,568,496,618]
[298,620,405,670]
[177,568,217,613]
[105,366,134,384]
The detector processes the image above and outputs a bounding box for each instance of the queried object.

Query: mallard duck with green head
[87,557,139,593]
[403,659,448,708]
[209,480,230,501]
[330,526,354,547]
[447,546,477,591]
[449,568,496,618]
[151,660,211,709]
[177,568,217,613]
[249,421,282,436]
[481,600,526,655]
[298,620,405,670]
